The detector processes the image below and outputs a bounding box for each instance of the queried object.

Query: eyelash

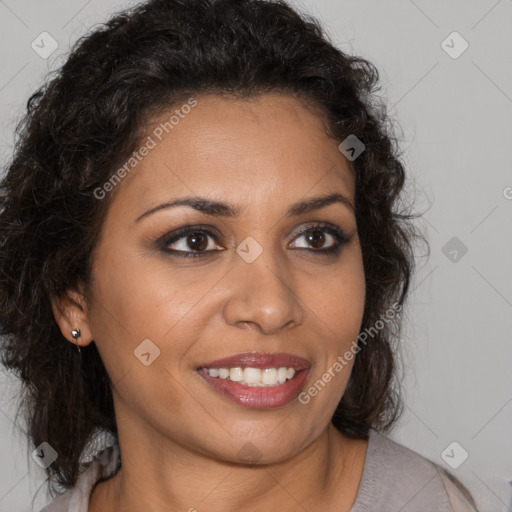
[158,222,351,259]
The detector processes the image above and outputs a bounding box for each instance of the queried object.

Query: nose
[222,245,304,335]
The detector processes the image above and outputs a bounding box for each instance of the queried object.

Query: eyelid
[289,221,347,241]
[288,222,351,250]
[157,224,223,247]
[157,221,351,259]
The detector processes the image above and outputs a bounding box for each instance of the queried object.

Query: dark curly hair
[0,0,425,497]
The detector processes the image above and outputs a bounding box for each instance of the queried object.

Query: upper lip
[198,351,311,370]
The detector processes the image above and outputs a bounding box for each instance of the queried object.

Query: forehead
[107,93,355,217]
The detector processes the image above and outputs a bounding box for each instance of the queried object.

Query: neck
[90,419,367,512]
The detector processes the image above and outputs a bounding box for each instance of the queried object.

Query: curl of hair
[0,0,426,496]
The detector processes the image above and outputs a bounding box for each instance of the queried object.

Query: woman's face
[83,93,366,463]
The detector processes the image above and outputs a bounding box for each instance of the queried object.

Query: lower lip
[198,369,310,408]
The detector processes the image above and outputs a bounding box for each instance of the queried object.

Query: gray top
[39,428,479,511]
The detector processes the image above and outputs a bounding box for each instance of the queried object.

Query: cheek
[86,245,219,383]
[89,246,194,335]
[303,249,365,398]
[307,249,366,342]
[87,253,196,418]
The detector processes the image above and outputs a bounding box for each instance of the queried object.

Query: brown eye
[305,229,326,249]
[159,222,350,260]
[161,226,223,258]
[290,222,351,255]
[185,232,209,252]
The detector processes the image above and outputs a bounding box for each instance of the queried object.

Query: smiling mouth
[196,351,311,408]
[197,351,311,388]
[198,366,300,387]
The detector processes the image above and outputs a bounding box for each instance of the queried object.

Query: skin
[52,93,368,512]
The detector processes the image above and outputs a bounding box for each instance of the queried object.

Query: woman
[0,0,479,510]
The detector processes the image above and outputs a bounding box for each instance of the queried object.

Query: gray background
[0,0,511,511]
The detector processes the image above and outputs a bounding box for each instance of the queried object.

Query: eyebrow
[134,191,354,223]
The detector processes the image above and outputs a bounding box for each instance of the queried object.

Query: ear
[51,287,93,348]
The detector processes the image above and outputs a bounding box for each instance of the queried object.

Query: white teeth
[243,367,261,385]
[229,367,244,382]
[262,368,278,385]
[206,366,299,386]
[218,368,229,379]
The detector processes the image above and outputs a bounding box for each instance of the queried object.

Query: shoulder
[39,443,120,512]
[350,429,479,512]
[437,466,481,512]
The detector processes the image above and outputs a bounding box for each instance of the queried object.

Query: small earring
[71,329,81,353]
